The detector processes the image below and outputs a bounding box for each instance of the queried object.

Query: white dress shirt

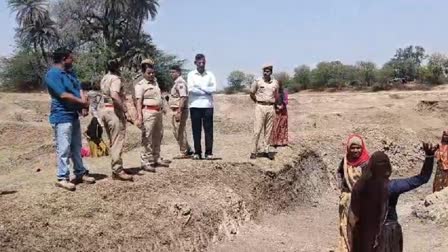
[187,69,217,108]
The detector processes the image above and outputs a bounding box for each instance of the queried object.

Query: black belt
[257,101,274,105]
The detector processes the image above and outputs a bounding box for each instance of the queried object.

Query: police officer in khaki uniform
[135,59,169,171]
[100,60,133,181]
[249,64,279,160]
[169,65,193,158]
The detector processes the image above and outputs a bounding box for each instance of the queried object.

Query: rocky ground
[1,87,448,251]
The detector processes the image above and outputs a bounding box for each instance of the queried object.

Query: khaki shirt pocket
[143,86,157,99]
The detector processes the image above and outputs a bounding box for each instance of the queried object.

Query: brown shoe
[72,175,96,185]
[55,180,76,191]
[112,171,134,182]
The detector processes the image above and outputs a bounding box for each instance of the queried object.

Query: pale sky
[1,0,447,88]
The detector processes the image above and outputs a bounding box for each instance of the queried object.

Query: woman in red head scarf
[337,134,370,252]
[433,130,448,192]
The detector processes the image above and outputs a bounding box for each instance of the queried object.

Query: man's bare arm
[111,91,127,113]
[250,93,257,103]
[136,98,143,127]
[179,97,188,110]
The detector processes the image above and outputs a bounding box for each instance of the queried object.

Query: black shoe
[141,164,156,173]
[250,153,257,159]
[185,150,194,156]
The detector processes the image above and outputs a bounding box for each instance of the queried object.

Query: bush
[227,71,246,92]
[327,78,341,88]
[0,50,47,92]
[371,83,391,92]
[273,72,291,83]
[285,82,301,93]
[223,86,237,94]
[292,65,311,90]
[420,54,448,85]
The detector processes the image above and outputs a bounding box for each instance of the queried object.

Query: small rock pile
[381,139,424,175]
[413,188,448,225]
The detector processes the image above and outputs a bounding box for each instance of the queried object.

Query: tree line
[226,46,448,93]
[0,0,183,92]
[2,2,447,94]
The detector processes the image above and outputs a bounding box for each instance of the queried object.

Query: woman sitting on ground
[337,134,370,252]
[84,117,109,158]
[351,143,437,252]
[433,130,448,192]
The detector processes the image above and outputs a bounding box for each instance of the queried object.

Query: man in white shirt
[187,54,217,160]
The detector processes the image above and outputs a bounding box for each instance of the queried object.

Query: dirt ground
[1,87,448,251]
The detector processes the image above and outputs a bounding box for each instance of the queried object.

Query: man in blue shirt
[45,48,96,191]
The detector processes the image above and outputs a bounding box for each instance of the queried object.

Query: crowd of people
[45,48,289,190]
[44,47,448,251]
[337,133,447,252]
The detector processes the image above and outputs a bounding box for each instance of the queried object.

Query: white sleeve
[202,72,217,93]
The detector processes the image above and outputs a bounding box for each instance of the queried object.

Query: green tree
[8,0,49,28]
[18,15,58,63]
[226,70,246,93]
[377,64,395,84]
[53,0,160,68]
[9,0,57,63]
[355,61,377,86]
[50,0,182,91]
[385,45,426,81]
[2,0,183,92]
[0,49,46,91]
[311,61,348,88]
[292,65,311,90]
[422,53,448,85]
[245,73,255,87]
[131,0,159,36]
[273,72,291,83]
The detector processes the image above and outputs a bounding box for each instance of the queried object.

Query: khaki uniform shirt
[250,78,279,103]
[135,78,163,107]
[169,76,188,108]
[100,73,125,106]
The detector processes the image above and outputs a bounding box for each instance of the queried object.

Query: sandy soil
[1,87,448,251]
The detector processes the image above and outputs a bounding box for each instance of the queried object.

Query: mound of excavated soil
[0,123,53,174]
[0,147,330,251]
[416,100,448,114]
[254,150,331,213]
[413,188,448,225]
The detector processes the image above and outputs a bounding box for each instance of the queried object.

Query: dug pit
[0,148,330,252]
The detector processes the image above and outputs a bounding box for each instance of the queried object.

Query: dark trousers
[190,108,213,156]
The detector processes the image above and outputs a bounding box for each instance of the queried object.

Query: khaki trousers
[141,110,163,164]
[252,104,275,154]
[101,108,126,173]
[171,108,190,154]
